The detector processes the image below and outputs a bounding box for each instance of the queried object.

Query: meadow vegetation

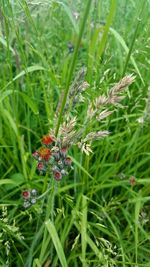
[0,0,150,266]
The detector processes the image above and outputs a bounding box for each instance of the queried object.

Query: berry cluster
[22,189,38,208]
[32,134,72,181]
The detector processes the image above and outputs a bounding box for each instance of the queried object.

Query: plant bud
[32,151,39,160]
[31,189,38,197]
[129,176,136,186]
[37,162,45,171]
[64,157,72,166]
[22,191,30,199]
[30,198,36,204]
[52,152,60,160]
[23,201,31,209]
[60,147,68,158]
[61,169,68,176]
[53,170,62,181]
[57,160,64,169]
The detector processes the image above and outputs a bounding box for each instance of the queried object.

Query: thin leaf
[81,195,88,267]
[0,35,15,55]
[0,90,38,114]
[2,109,18,135]
[110,27,144,85]
[0,179,17,185]
[70,156,94,180]
[33,258,42,267]
[3,65,46,90]
[45,219,68,267]
[96,0,116,60]
[57,1,79,34]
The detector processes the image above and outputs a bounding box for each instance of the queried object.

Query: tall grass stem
[55,0,92,136]
[122,0,146,77]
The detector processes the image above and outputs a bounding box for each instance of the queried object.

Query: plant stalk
[55,0,92,136]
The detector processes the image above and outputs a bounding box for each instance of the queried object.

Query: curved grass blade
[57,1,79,34]
[110,27,144,85]
[0,35,15,55]
[81,195,87,267]
[74,221,104,262]
[45,219,68,267]
[96,0,116,62]
[55,0,92,136]
[2,65,46,90]
[0,179,17,186]
[122,0,146,78]
[70,156,93,180]
[2,109,18,135]
[0,90,38,114]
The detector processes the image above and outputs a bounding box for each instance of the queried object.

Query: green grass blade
[2,65,46,90]
[96,0,116,62]
[18,91,39,114]
[102,208,126,267]
[0,35,15,55]
[55,0,92,136]
[135,197,141,265]
[45,219,68,267]
[122,0,146,77]
[33,259,41,267]
[0,90,38,114]
[86,234,104,262]
[0,179,17,186]
[74,221,104,263]
[110,27,144,84]
[70,156,93,180]
[81,195,88,267]
[57,1,79,34]
[2,109,18,135]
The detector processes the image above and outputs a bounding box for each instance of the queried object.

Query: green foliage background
[0,0,150,266]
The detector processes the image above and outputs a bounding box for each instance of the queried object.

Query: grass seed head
[84,130,110,142]
[109,75,135,94]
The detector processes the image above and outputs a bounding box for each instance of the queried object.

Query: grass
[0,0,150,266]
